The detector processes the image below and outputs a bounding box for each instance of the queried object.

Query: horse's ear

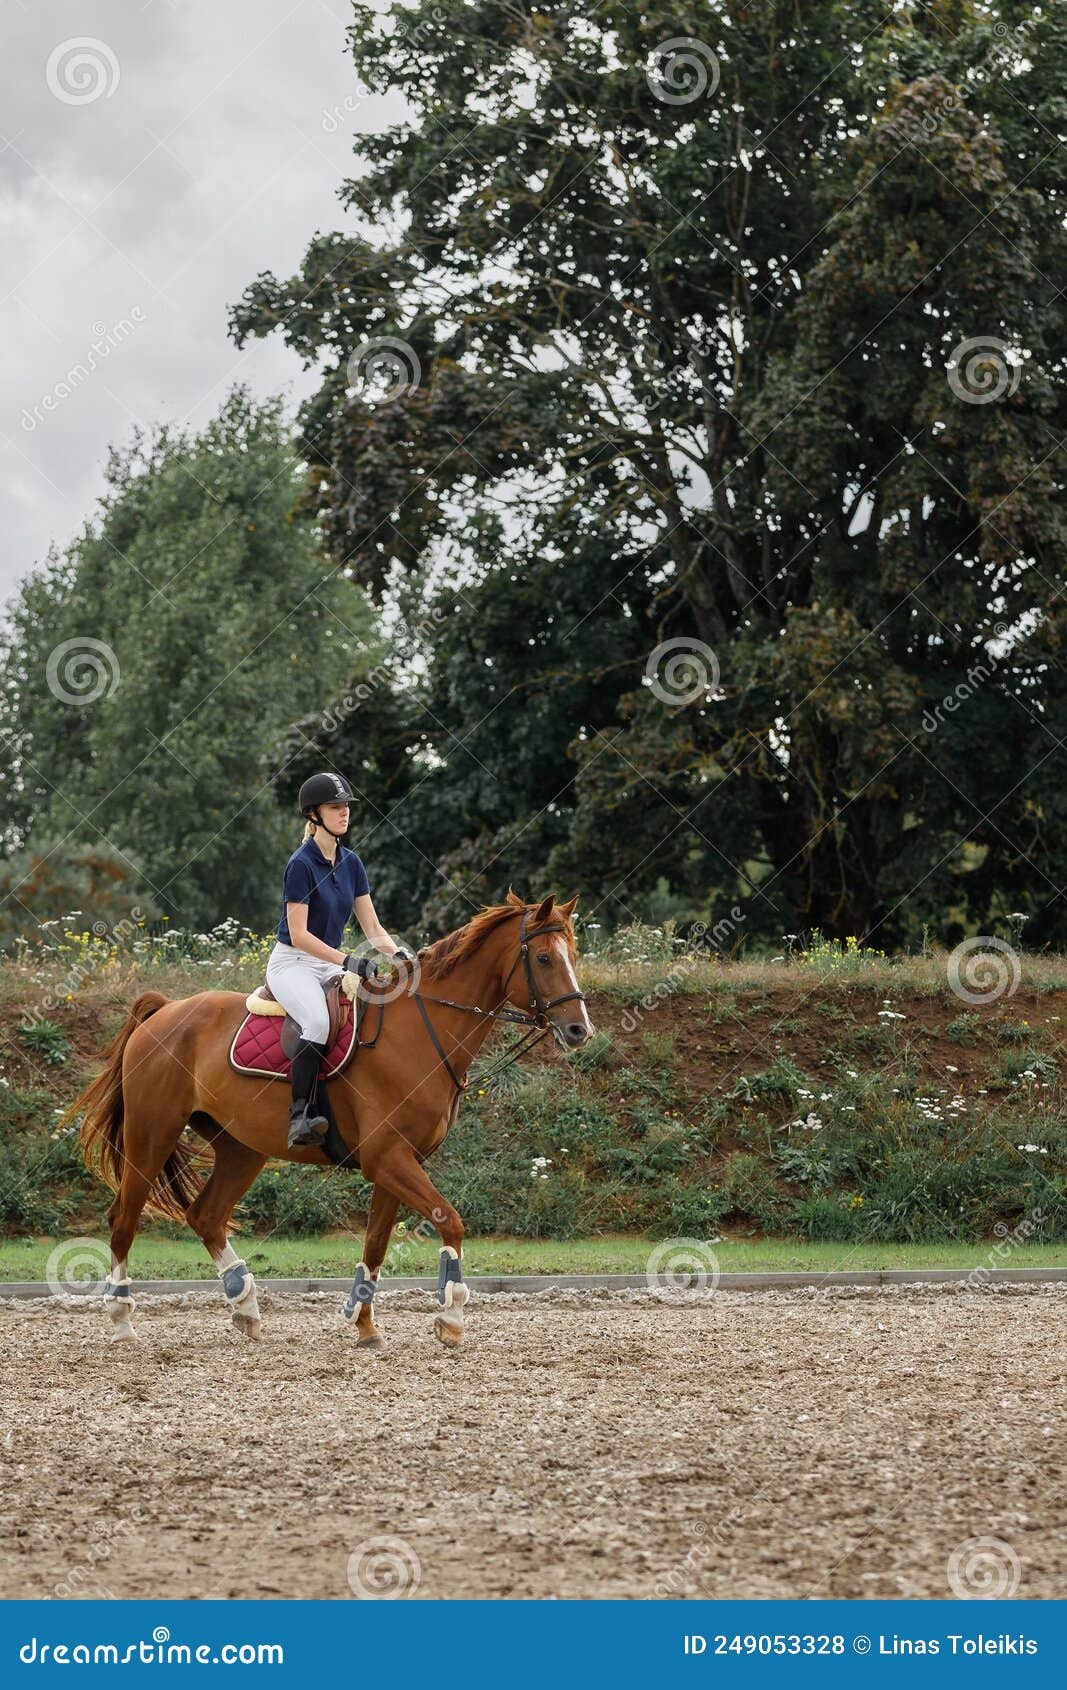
[532,893,556,925]
[558,894,578,920]
[505,886,524,907]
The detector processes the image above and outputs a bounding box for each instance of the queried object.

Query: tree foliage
[0,392,380,936]
[229,1,1067,942]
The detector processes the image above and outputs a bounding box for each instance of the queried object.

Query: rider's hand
[342,954,379,981]
[392,945,415,963]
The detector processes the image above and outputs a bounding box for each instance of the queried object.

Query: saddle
[251,974,352,1060]
[228,967,387,1084]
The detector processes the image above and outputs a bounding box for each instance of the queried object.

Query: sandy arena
[1,1285,1063,1601]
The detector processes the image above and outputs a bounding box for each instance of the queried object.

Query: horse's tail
[62,991,205,1222]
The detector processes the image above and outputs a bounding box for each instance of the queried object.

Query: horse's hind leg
[184,1129,267,1340]
[105,1115,186,1342]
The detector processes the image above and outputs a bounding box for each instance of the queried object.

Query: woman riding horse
[268,772,414,1149]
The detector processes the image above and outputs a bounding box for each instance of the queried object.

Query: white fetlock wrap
[104,1278,137,1342]
[220,1256,262,1339]
[441,1280,470,1312]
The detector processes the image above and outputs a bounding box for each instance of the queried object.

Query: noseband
[407,909,588,1098]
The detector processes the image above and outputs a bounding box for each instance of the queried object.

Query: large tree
[232,0,1067,942]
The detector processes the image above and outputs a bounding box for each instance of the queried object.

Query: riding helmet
[298,771,355,816]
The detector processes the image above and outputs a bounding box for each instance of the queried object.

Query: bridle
[406,910,588,1098]
[501,910,588,1022]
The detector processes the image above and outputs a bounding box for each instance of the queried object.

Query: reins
[404,910,587,1098]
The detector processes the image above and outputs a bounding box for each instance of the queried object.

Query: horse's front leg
[364,1145,468,1350]
[343,1183,400,1349]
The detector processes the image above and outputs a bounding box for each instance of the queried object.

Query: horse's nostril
[566,1023,588,1043]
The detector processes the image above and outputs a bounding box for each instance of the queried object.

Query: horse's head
[499,892,596,1049]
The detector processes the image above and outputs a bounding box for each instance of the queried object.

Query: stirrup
[288,1107,328,1148]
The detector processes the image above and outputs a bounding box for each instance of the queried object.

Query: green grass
[6,1231,1065,1281]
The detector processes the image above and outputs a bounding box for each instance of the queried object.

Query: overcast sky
[1,0,401,608]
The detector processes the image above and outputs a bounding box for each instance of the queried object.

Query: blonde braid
[302,818,316,842]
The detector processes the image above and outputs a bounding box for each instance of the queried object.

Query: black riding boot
[287,1038,329,1148]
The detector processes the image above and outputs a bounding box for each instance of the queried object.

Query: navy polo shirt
[276,836,370,948]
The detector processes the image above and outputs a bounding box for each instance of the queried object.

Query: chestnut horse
[64,893,593,1348]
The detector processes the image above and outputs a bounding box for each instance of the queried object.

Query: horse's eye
[537,953,551,965]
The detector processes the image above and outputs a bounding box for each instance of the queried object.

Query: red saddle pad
[229,1006,357,1080]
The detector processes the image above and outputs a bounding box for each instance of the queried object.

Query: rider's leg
[287,1037,330,1147]
[264,944,332,1149]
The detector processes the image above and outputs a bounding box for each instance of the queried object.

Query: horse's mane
[419,891,574,982]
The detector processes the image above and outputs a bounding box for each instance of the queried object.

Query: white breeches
[265,941,338,1044]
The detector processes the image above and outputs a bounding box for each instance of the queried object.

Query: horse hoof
[356,1335,383,1350]
[232,1311,262,1341]
[434,1314,463,1349]
[109,1325,138,1344]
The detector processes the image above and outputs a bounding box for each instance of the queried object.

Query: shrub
[945,1011,981,1044]
[732,1055,809,1102]
[19,1021,71,1066]
[655,1179,730,1238]
[790,1195,865,1241]
[237,1165,367,1235]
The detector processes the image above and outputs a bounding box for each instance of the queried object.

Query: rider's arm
[285,902,347,967]
[353,893,408,958]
